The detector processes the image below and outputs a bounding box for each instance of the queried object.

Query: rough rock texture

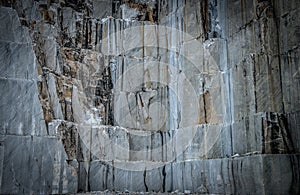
[0,0,299,194]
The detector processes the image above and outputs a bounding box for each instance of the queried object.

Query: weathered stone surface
[286,111,300,153]
[93,0,112,19]
[88,154,300,194]
[278,7,300,53]
[0,7,31,43]
[280,46,300,113]
[0,77,46,136]
[0,5,78,194]
[0,135,78,194]
[0,41,38,79]
[0,0,299,194]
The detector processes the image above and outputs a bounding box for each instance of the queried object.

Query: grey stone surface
[278,7,300,53]
[93,0,112,19]
[0,41,38,80]
[281,46,300,113]
[0,135,77,194]
[287,111,300,153]
[0,5,78,194]
[74,124,233,163]
[0,0,299,194]
[0,7,31,43]
[0,78,46,136]
[87,154,300,194]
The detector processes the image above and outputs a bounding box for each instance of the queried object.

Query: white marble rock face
[0,0,299,194]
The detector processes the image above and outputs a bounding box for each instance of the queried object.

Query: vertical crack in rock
[94,65,114,125]
[270,1,286,113]
[143,168,148,192]
[252,54,258,112]
[263,112,295,154]
[289,155,300,194]
[162,165,166,192]
[278,114,295,153]
[201,0,209,40]
[57,121,77,159]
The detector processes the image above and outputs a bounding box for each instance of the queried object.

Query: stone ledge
[87,154,300,194]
